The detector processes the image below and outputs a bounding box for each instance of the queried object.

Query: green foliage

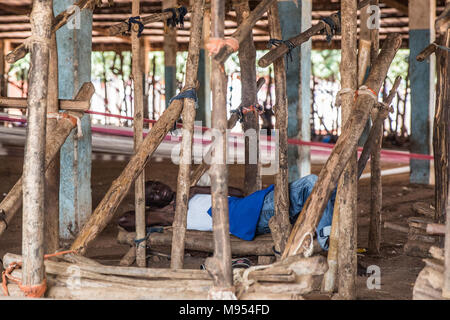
[311,49,341,81]
[8,53,30,81]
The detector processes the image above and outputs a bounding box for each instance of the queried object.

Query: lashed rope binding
[47,112,83,139]
[320,12,341,43]
[127,16,145,37]
[267,38,295,68]
[2,250,75,298]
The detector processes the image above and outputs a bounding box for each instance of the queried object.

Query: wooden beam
[0,97,90,111]
[203,0,234,298]
[381,0,408,14]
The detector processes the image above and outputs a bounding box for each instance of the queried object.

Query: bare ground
[0,145,432,300]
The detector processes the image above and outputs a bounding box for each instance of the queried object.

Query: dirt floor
[0,144,434,300]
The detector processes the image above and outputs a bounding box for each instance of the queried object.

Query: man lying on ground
[118,175,336,251]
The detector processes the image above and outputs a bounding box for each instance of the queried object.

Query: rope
[23,35,52,51]
[2,250,75,298]
[0,209,7,231]
[356,85,378,101]
[290,231,314,258]
[168,88,198,105]
[267,38,295,69]
[334,87,354,107]
[48,112,83,138]
[320,12,341,43]
[163,6,188,31]
[233,264,273,298]
[206,37,240,56]
[127,16,144,37]
[134,226,164,247]
[436,44,450,52]
[230,104,264,123]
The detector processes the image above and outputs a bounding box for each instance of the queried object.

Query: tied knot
[231,104,264,123]
[127,16,144,37]
[320,12,341,43]
[267,38,295,69]
[163,6,188,31]
[48,112,83,139]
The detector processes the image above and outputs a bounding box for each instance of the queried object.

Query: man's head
[145,180,174,207]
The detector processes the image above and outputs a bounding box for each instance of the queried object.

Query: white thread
[291,231,314,258]
[233,264,274,298]
[23,36,52,50]
[334,87,353,107]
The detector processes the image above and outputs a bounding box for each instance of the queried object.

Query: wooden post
[335,0,358,300]
[368,0,382,255]
[22,0,53,294]
[0,84,94,239]
[131,0,146,268]
[45,30,60,254]
[282,33,402,259]
[170,0,204,270]
[203,0,234,297]
[435,0,450,299]
[163,0,178,109]
[266,2,291,256]
[234,0,261,195]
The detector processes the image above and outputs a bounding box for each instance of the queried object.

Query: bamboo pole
[258,0,372,68]
[21,0,53,293]
[190,77,265,187]
[282,33,402,259]
[70,13,205,257]
[44,30,60,254]
[131,0,146,268]
[0,84,94,238]
[212,0,277,64]
[234,0,261,195]
[266,2,291,256]
[203,0,234,296]
[170,0,204,270]
[5,0,97,64]
[335,0,358,300]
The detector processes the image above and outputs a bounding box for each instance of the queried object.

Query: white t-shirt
[186,194,213,231]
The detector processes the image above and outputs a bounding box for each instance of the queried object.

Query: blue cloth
[207,185,275,241]
[256,174,336,250]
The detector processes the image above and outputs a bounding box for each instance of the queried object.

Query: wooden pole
[21,0,53,294]
[282,33,402,259]
[0,84,94,239]
[203,0,234,296]
[131,0,146,268]
[170,0,204,270]
[266,2,291,256]
[335,0,358,300]
[437,0,450,299]
[163,0,178,109]
[0,40,5,97]
[44,29,60,254]
[70,19,205,257]
[234,0,261,195]
[368,0,382,256]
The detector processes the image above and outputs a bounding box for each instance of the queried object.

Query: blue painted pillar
[409,0,435,184]
[278,0,311,181]
[54,0,93,242]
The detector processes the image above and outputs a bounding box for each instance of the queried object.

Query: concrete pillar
[409,0,436,184]
[278,0,311,181]
[196,6,211,128]
[54,0,93,242]
[163,0,178,108]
